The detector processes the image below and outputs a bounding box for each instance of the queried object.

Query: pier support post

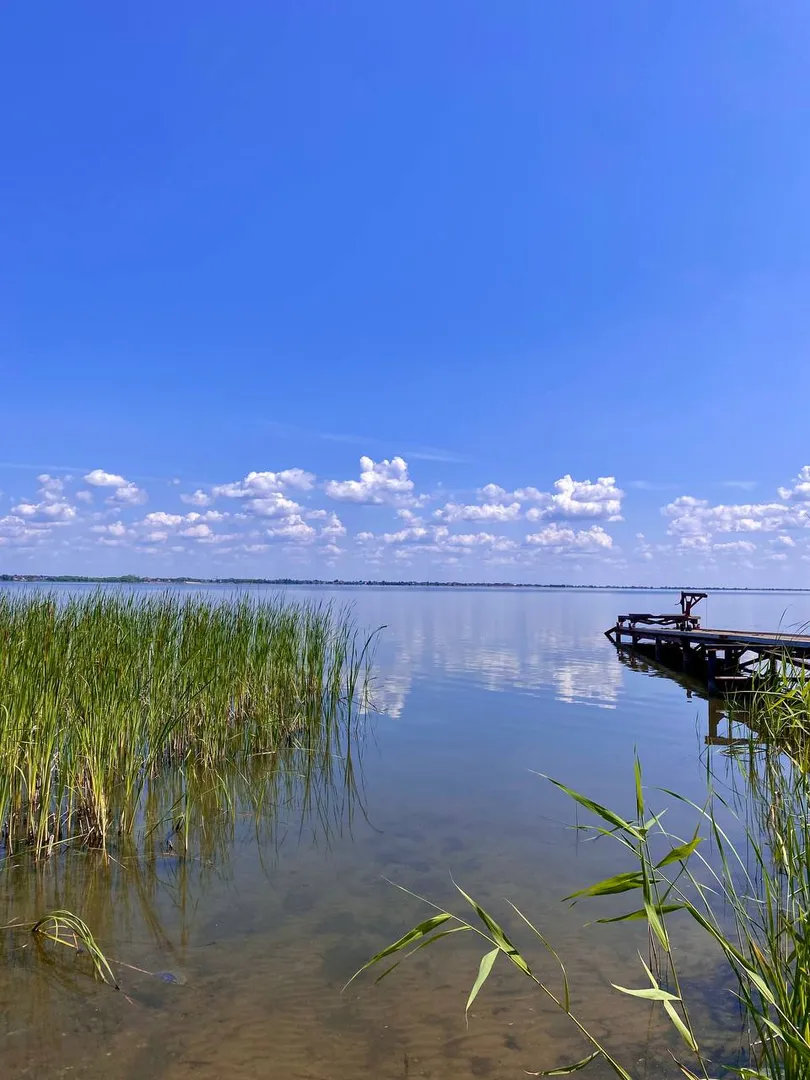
[707,649,717,695]
[682,641,690,672]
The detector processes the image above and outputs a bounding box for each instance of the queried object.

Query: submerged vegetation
[0,590,374,857]
[359,673,810,1080]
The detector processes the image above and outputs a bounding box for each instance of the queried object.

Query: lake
[1,584,806,1079]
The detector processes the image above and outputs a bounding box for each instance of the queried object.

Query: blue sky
[3,3,810,584]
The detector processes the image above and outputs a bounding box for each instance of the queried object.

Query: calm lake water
[1,584,807,1079]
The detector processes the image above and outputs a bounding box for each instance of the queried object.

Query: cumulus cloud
[180,489,211,507]
[91,522,128,537]
[37,474,64,500]
[84,469,125,488]
[525,524,613,551]
[245,493,302,518]
[473,475,623,522]
[325,456,419,505]
[662,496,806,536]
[319,512,346,540]
[435,502,521,523]
[266,516,316,542]
[84,468,146,506]
[111,483,148,506]
[143,511,185,528]
[525,476,624,521]
[651,466,810,572]
[445,532,518,552]
[713,540,757,553]
[140,510,225,529]
[212,469,315,498]
[778,466,810,501]
[0,515,56,546]
[12,499,77,523]
[381,525,439,545]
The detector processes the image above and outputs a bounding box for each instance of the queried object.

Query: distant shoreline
[1,575,809,593]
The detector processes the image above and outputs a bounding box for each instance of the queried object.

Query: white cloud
[140,510,225,530]
[75,490,93,504]
[0,515,56,546]
[662,496,806,535]
[478,483,510,502]
[662,468,810,554]
[712,540,757,553]
[91,522,128,537]
[212,469,315,498]
[445,532,517,552]
[525,476,624,522]
[12,500,77,523]
[325,456,419,505]
[435,502,521,523]
[245,493,302,518]
[181,523,213,539]
[110,482,147,506]
[143,511,185,528]
[525,524,613,552]
[84,469,126,488]
[266,516,316,542]
[180,489,211,507]
[778,466,810,501]
[476,475,623,522]
[396,508,423,523]
[37,474,64,500]
[381,525,437,545]
[83,469,146,506]
[319,512,346,540]
[196,510,226,522]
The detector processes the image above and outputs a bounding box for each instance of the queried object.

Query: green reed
[0,590,374,856]
[357,682,810,1080]
[731,653,810,769]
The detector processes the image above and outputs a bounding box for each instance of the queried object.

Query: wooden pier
[605,591,810,695]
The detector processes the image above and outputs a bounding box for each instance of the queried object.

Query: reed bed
[732,655,810,768]
[0,590,373,856]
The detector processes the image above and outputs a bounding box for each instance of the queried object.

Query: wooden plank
[614,623,810,648]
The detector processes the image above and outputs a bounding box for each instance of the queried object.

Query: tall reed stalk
[0,590,374,856]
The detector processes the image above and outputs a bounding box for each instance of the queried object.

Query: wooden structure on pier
[606,591,810,695]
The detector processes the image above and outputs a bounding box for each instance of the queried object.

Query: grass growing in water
[0,590,374,856]
[357,681,810,1079]
[0,908,117,986]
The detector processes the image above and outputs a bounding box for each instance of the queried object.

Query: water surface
[2,585,805,1079]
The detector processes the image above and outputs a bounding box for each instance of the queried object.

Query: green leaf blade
[527,1051,603,1076]
[563,871,644,903]
[466,947,499,1017]
[611,983,681,1002]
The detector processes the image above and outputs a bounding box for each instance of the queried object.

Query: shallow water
[1,584,806,1079]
